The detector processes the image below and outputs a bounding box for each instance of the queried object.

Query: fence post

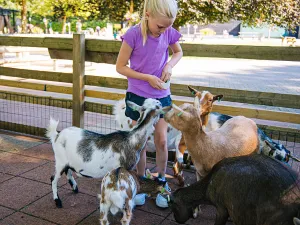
[72,33,85,128]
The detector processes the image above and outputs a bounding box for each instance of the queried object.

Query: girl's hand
[161,63,172,82]
[147,75,164,90]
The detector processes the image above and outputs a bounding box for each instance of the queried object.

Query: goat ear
[145,169,153,179]
[194,95,200,110]
[188,86,199,96]
[127,101,142,113]
[213,94,224,102]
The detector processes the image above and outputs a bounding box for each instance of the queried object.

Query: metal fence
[0,92,117,136]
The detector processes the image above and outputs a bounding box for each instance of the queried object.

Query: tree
[91,0,142,23]
[175,0,300,31]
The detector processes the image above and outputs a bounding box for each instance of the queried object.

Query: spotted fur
[46,98,170,208]
[99,168,167,225]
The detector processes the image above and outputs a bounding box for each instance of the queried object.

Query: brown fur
[173,86,223,185]
[166,103,259,178]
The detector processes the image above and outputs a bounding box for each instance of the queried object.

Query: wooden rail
[1,36,300,61]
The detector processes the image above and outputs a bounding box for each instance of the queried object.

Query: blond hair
[140,0,178,45]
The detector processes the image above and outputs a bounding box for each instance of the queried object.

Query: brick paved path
[0,131,235,225]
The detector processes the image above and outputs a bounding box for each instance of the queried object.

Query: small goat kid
[99,168,168,225]
[46,98,170,208]
[164,99,259,179]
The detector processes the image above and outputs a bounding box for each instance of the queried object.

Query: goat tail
[46,117,59,143]
[109,191,125,211]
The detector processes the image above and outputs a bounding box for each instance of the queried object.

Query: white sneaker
[134,193,146,206]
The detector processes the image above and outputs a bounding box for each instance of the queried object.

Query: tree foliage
[175,0,300,30]
[1,0,299,32]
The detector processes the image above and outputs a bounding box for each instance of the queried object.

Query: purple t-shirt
[121,25,181,98]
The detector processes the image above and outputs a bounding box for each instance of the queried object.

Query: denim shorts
[125,92,172,121]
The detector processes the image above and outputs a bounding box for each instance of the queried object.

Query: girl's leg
[136,148,146,176]
[132,120,146,177]
[154,118,168,178]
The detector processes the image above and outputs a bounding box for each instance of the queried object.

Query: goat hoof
[177,175,185,187]
[172,166,179,177]
[55,198,62,208]
[73,186,79,193]
[186,164,191,169]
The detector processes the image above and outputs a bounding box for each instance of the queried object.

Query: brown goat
[172,86,223,185]
[165,100,259,179]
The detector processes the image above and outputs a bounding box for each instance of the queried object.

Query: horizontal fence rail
[1,36,300,61]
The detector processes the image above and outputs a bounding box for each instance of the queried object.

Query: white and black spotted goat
[46,98,171,208]
[114,98,183,162]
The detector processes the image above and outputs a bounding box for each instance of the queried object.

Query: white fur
[100,169,138,225]
[47,98,163,207]
[114,99,183,158]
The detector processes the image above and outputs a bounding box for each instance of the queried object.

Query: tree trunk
[21,0,27,33]
[62,15,67,34]
[130,0,134,13]
[128,0,134,26]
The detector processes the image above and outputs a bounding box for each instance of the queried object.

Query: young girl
[116,0,183,208]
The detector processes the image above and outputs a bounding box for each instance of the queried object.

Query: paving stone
[166,205,234,225]
[12,143,54,161]
[0,177,51,210]
[0,212,56,225]
[137,197,171,218]
[130,209,165,225]
[0,152,48,176]
[62,176,102,196]
[20,162,67,187]
[0,172,14,184]
[76,210,99,225]
[0,133,44,152]
[21,188,98,225]
[0,206,14,220]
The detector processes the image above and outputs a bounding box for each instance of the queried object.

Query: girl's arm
[116,41,164,89]
[161,42,183,82]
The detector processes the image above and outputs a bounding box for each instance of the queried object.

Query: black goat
[169,154,300,225]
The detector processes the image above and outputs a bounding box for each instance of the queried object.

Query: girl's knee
[155,137,168,151]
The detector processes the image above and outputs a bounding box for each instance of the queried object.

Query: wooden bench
[238,32,264,41]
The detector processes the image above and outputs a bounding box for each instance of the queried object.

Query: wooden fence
[0,34,300,134]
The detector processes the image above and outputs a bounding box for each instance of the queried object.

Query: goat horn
[188,86,199,96]
[194,95,200,109]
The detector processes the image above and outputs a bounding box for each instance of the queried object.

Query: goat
[169,154,300,225]
[164,100,259,179]
[46,98,170,208]
[189,86,299,163]
[113,87,223,186]
[99,168,168,225]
